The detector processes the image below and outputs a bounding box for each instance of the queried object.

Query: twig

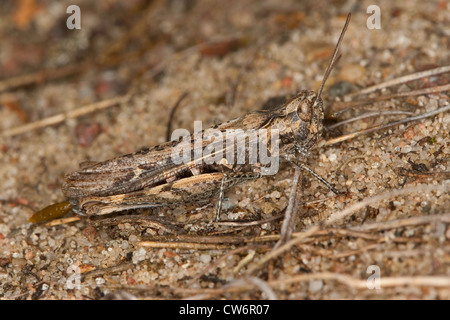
[324,104,450,146]
[233,250,257,273]
[140,234,250,245]
[296,242,385,259]
[274,167,302,248]
[214,213,284,227]
[246,226,319,274]
[327,110,414,129]
[0,46,148,94]
[332,243,380,259]
[139,229,297,245]
[1,94,131,138]
[383,247,450,259]
[313,228,382,241]
[304,230,423,244]
[333,83,450,116]
[270,273,450,289]
[89,215,182,234]
[395,167,450,182]
[0,62,90,93]
[177,273,450,299]
[82,262,135,281]
[187,244,270,285]
[44,216,81,227]
[347,65,450,97]
[233,277,278,300]
[349,212,450,232]
[325,182,449,225]
[138,241,231,250]
[183,276,278,300]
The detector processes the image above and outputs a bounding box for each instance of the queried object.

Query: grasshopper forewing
[29,13,351,223]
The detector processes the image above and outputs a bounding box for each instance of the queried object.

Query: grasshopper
[29,14,351,224]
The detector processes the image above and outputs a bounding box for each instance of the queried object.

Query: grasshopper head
[280,13,351,158]
[282,90,324,157]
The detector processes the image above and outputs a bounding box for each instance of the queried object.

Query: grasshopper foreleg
[287,158,341,195]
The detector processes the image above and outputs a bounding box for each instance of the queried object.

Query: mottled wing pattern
[62,109,278,201]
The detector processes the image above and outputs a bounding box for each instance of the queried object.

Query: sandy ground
[0,0,449,300]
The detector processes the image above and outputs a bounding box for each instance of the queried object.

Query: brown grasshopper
[29,14,351,224]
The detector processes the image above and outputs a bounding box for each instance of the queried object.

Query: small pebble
[199,254,211,264]
[309,280,323,293]
[338,64,366,83]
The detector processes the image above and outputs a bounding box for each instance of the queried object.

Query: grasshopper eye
[300,103,310,116]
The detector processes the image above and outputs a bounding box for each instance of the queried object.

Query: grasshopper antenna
[312,13,351,108]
